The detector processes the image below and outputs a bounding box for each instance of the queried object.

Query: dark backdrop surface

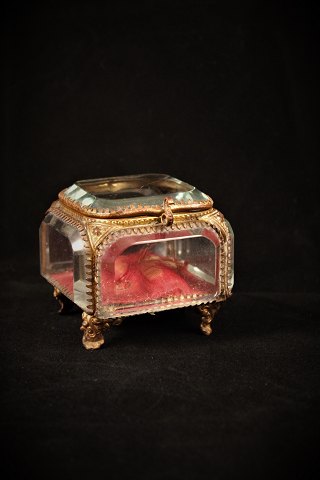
[2,1,319,479]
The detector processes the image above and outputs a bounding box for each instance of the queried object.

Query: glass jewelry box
[40,174,234,349]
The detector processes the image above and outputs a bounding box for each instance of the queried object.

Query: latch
[160,197,174,226]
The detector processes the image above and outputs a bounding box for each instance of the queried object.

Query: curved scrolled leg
[198,302,221,336]
[53,287,78,314]
[80,312,110,350]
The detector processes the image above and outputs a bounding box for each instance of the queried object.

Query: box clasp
[160,197,174,226]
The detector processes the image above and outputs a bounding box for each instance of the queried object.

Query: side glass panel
[40,213,88,310]
[225,219,234,291]
[98,227,220,317]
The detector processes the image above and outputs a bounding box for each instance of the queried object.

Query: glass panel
[40,213,88,310]
[43,225,74,296]
[64,174,211,211]
[98,227,220,317]
[77,174,190,199]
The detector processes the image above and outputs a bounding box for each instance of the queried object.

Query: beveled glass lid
[59,173,213,218]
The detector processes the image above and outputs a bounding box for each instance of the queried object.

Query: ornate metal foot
[198,302,221,336]
[80,312,111,350]
[53,287,79,314]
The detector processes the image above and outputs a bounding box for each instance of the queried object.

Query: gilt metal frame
[45,187,233,349]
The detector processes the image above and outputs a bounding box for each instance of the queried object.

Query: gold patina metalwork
[198,302,221,335]
[58,188,213,219]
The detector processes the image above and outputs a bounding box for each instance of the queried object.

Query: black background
[2,1,319,479]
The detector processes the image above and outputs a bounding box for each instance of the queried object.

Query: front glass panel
[98,227,220,317]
